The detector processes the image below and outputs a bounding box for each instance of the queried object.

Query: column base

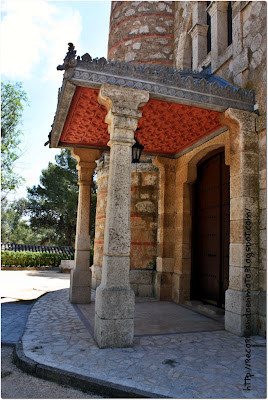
[225,289,259,336]
[94,315,134,348]
[69,269,92,304]
[94,285,135,348]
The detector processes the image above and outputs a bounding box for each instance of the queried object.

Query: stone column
[94,83,149,348]
[189,24,209,70]
[207,1,229,67]
[220,109,259,336]
[70,148,101,304]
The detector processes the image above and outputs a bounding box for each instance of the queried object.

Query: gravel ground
[1,346,103,399]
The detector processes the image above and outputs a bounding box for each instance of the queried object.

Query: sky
[1,0,111,201]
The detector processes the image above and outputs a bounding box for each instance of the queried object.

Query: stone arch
[173,133,229,303]
[173,107,260,337]
[186,143,230,185]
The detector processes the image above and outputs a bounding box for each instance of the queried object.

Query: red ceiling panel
[60,87,223,156]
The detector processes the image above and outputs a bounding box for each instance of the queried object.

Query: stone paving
[21,288,266,398]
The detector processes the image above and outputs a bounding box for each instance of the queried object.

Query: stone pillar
[220,108,259,336]
[94,83,149,348]
[207,1,229,67]
[189,24,209,70]
[70,148,101,304]
[153,157,176,301]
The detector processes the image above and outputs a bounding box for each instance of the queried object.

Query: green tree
[1,82,28,196]
[26,149,79,246]
[2,149,97,247]
[1,198,37,244]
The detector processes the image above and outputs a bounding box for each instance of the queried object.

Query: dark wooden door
[192,151,230,307]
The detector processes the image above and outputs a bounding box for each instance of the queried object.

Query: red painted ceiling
[60,87,223,156]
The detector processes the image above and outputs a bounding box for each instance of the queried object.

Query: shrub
[1,250,74,268]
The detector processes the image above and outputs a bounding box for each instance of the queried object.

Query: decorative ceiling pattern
[60,87,109,148]
[136,99,222,155]
[60,87,223,156]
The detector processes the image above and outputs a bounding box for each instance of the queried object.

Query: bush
[1,250,74,268]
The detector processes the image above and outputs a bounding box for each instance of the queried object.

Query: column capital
[98,83,149,118]
[189,23,209,39]
[98,84,149,146]
[72,148,101,184]
[220,108,257,133]
[207,1,229,17]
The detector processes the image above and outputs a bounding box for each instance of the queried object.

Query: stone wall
[108,1,174,64]
[171,0,266,336]
[102,1,266,335]
[173,2,266,112]
[92,153,159,297]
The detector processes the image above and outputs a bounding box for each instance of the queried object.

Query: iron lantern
[132,136,144,163]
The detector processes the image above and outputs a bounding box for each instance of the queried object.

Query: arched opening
[191,149,230,308]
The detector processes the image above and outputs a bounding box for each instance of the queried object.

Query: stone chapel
[49,1,266,348]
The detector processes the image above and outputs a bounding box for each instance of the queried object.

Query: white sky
[1,0,111,201]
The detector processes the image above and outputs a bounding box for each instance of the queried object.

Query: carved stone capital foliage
[98,84,149,145]
[98,83,149,116]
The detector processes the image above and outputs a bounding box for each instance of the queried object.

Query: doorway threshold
[181,300,225,324]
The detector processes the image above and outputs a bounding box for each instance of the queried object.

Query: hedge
[1,250,74,268]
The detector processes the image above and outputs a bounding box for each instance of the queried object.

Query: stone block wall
[172,0,266,336]
[108,1,174,65]
[92,153,159,297]
[173,2,266,112]
[257,113,266,336]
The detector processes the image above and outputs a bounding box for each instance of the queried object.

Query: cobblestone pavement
[22,289,266,398]
[1,271,103,399]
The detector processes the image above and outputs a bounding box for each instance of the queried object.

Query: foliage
[1,82,28,195]
[26,149,79,246]
[2,148,97,249]
[1,198,54,245]
[1,198,34,244]
[1,250,74,268]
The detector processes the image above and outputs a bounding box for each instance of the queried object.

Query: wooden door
[192,151,230,307]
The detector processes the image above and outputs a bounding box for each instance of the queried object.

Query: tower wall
[108,1,174,65]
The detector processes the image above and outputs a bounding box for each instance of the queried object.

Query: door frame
[191,148,229,308]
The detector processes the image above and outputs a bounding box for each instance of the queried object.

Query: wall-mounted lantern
[132,136,144,163]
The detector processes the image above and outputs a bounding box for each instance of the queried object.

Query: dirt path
[1,346,103,399]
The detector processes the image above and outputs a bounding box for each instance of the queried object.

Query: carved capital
[98,83,149,118]
[98,84,149,146]
[189,23,209,39]
[220,108,257,133]
[72,148,101,184]
[207,1,229,17]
